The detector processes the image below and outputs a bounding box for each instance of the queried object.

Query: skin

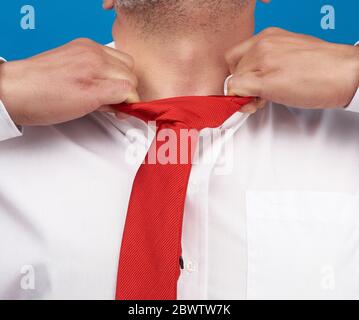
[226,28,359,113]
[0,39,140,126]
[0,0,358,126]
[112,0,257,102]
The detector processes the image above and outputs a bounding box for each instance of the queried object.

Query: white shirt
[1,51,359,300]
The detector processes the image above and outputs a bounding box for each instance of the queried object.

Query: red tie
[114,95,252,300]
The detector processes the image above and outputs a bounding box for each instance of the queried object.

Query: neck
[113,13,254,101]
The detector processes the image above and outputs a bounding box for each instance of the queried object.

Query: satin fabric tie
[114,95,252,300]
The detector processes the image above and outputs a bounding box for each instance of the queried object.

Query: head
[113,0,256,39]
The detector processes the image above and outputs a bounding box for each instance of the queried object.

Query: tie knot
[117,96,252,129]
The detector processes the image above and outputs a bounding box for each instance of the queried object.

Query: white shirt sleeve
[346,88,359,113]
[345,41,359,113]
[0,57,22,141]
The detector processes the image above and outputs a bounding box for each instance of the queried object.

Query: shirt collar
[106,42,116,49]
[103,42,250,134]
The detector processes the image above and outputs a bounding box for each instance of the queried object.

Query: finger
[241,98,268,114]
[240,102,257,114]
[115,112,130,120]
[101,58,140,103]
[98,106,132,121]
[95,79,138,106]
[103,46,135,70]
[225,35,261,73]
[227,73,263,98]
[231,53,260,75]
[101,87,140,104]
[103,0,114,9]
[257,98,268,110]
[98,105,114,112]
[125,90,141,103]
[103,59,138,88]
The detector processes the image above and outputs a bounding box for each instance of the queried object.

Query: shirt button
[188,180,199,195]
[186,260,198,273]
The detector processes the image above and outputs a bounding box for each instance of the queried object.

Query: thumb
[125,90,141,104]
[226,73,263,98]
[240,98,268,114]
[96,79,140,107]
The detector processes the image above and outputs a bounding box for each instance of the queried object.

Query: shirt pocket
[245,190,359,300]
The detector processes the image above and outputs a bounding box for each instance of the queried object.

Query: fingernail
[126,91,141,104]
[224,75,234,96]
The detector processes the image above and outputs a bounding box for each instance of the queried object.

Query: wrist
[352,46,359,88]
[0,61,23,125]
[341,45,359,107]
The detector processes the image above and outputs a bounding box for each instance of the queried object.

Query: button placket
[178,130,212,299]
[179,115,250,299]
[185,259,198,273]
[196,129,224,299]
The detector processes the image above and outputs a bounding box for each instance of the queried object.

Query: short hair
[114,0,249,36]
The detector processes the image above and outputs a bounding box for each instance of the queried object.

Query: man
[0,0,358,299]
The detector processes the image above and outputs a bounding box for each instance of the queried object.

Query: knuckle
[95,79,133,106]
[72,57,103,80]
[80,50,104,69]
[127,73,138,87]
[122,53,135,69]
[119,69,138,87]
[72,38,95,46]
[70,39,102,56]
[70,42,103,64]
[252,76,264,97]
[256,38,274,53]
[261,27,281,37]
[74,76,97,92]
[83,50,101,62]
[258,52,272,69]
[118,78,134,92]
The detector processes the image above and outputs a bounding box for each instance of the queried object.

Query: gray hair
[114,0,250,36]
[115,0,161,9]
[115,0,248,9]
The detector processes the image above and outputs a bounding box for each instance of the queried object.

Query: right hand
[0,38,139,126]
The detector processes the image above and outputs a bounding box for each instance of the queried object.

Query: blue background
[0,0,357,60]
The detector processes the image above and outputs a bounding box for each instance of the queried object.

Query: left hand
[226,28,359,113]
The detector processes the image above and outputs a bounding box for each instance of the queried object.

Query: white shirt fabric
[1,46,359,299]
[0,58,22,141]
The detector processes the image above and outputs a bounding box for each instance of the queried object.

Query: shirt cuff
[344,41,359,113]
[0,57,23,141]
[346,88,359,113]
